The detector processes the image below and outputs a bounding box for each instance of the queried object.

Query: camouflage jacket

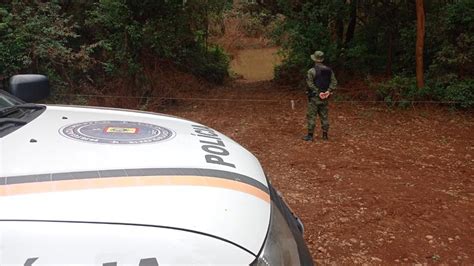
[306,63,338,95]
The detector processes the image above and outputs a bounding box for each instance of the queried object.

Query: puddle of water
[230,47,282,81]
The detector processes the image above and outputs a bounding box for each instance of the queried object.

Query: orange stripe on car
[0,176,270,203]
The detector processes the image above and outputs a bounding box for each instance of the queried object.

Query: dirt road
[162,81,474,264]
[230,47,282,81]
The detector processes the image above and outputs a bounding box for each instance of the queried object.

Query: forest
[0,0,473,108]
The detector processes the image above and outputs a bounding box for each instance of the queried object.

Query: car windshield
[0,89,45,137]
[0,89,23,109]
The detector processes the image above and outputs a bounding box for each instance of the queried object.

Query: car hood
[0,221,255,264]
[0,105,270,255]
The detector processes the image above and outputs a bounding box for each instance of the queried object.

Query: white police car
[0,75,313,265]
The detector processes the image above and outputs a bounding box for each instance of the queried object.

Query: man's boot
[302,133,313,141]
[322,132,328,140]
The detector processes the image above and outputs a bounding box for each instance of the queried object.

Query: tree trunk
[336,18,344,48]
[386,30,393,77]
[345,0,357,46]
[416,0,425,88]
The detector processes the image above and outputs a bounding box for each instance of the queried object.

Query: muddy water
[230,47,282,81]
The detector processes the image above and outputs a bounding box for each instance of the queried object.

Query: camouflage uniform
[306,63,337,135]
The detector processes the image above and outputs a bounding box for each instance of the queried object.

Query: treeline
[261,0,472,108]
[1,1,472,108]
[0,0,230,92]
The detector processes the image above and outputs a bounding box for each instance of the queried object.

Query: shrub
[238,10,277,38]
[274,57,307,86]
[444,79,474,109]
[377,76,474,109]
[187,45,229,84]
[377,76,419,107]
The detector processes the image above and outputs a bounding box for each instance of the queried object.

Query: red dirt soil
[159,81,474,264]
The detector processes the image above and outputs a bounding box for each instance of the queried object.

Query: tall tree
[416,0,425,88]
[344,0,357,46]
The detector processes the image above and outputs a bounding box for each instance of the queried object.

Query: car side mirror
[9,74,50,102]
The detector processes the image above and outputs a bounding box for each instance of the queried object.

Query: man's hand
[319,91,331,99]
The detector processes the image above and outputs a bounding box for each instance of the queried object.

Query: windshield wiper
[0,105,44,136]
[0,118,28,136]
[0,118,28,126]
[0,103,44,118]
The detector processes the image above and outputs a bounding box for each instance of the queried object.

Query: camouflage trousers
[306,96,329,134]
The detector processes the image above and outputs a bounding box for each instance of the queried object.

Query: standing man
[302,51,337,141]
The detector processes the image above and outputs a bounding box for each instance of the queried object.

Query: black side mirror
[9,74,50,102]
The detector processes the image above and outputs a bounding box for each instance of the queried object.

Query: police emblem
[60,121,175,144]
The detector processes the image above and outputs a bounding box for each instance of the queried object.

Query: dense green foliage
[0,1,92,85]
[1,0,472,108]
[0,0,230,90]
[269,0,473,108]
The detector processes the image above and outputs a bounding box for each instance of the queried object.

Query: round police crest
[60,121,175,144]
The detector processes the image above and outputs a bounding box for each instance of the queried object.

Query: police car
[0,75,313,265]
